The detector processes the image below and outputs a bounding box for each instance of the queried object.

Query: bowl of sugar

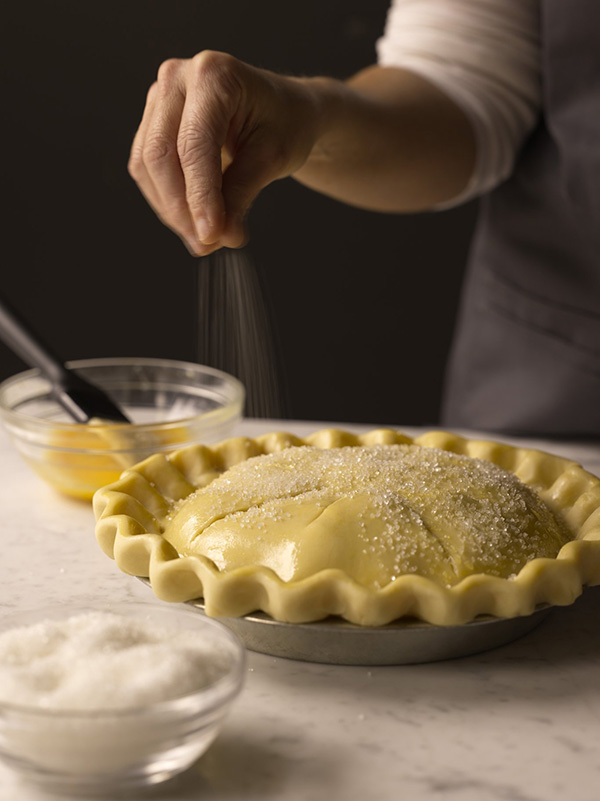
[0,602,246,793]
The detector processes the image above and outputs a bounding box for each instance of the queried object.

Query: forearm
[293,65,476,213]
[128,51,478,255]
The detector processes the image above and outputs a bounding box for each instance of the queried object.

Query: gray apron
[441,0,600,437]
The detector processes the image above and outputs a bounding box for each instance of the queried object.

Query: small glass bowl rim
[0,356,245,434]
[0,601,247,720]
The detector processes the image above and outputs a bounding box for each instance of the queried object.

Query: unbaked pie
[93,429,600,626]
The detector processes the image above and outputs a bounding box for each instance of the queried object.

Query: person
[128,0,600,438]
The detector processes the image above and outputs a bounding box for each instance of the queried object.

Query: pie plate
[138,578,551,666]
[96,428,600,661]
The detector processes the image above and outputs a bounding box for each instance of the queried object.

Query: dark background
[1,0,478,426]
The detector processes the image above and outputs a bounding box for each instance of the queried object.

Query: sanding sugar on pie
[93,428,600,626]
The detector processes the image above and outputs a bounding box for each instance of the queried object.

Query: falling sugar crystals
[195,248,286,419]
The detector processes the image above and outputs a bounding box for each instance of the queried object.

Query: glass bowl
[0,357,245,499]
[0,601,246,794]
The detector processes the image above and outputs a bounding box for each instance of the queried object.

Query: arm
[128,53,475,257]
[128,0,539,256]
[294,66,476,213]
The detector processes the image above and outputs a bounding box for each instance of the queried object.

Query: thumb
[218,140,286,248]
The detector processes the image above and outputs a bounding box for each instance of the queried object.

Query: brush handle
[0,294,129,423]
[0,295,72,384]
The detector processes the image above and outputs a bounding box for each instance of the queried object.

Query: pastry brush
[0,292,130,424]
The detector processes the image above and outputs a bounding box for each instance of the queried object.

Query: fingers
[129,51,313,256]
[128,83,163,216]
[130,53,242,255]
[143,61,204,254]
[177,52,243,248]
[129,63,203,255]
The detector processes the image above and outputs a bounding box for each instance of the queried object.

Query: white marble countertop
[1,418,600,801]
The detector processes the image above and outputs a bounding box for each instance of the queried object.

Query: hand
[128,51,322,256]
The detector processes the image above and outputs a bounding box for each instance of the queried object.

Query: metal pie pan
[137,579,551,666]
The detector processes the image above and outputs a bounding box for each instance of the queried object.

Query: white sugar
[0,611,231,710]
[175,444,570,585]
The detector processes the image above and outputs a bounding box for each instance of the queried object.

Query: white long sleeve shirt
[376,0,542,205]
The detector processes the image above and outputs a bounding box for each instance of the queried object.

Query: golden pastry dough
[93,429,600,626]
[163,444,569,588]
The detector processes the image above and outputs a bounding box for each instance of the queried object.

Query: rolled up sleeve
[376,0,542,206]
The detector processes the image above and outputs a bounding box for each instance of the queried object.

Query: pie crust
[93,429,600,626]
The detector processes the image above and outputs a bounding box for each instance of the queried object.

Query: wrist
[289,76,353,171]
